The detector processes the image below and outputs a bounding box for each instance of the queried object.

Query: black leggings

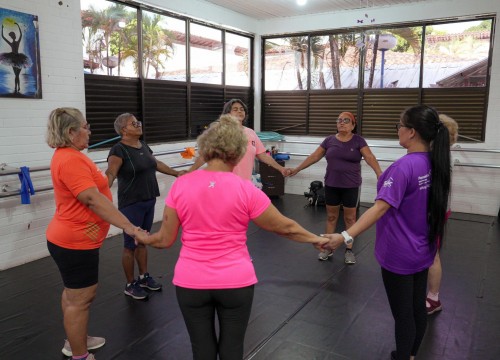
[176,285,254,360]
[382,267,428,360]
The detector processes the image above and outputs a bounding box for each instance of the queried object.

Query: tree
[81,4,129,75]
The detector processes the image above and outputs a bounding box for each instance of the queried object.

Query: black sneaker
[124,280,148,300]
[138,272,162,291]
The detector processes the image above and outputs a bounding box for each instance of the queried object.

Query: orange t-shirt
[46,147,112,250]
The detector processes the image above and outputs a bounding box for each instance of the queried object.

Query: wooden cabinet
[259,160,285,197]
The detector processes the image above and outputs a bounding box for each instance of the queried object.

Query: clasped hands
[313,233,345,252]
[280,168,301,177]
[124,226,152,245]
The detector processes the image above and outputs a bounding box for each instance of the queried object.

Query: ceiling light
[297,0,307,6]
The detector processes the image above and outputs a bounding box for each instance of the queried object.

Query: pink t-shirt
[233,127,266,180]
[166,170,271,289]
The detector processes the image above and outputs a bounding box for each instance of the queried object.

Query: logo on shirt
[208,181,216,188]
[418,171,431,190]
[383,177,394,188]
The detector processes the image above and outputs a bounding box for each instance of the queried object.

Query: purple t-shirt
[321,134,368,188]
[375,152,437,275]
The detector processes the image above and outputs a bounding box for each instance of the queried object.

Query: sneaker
[344,249,356,264]
[318,250,334,261]
[426,297,442,315]
[138,272,162,291]
[124,280,149,300]
[61,336,105,356]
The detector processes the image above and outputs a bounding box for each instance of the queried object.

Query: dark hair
[222,99,248,122]
[401,105,451,244]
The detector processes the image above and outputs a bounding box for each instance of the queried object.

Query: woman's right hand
[319,233,345,251]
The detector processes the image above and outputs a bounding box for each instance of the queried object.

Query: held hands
[281,167,293,177]
[313,234,332,252]
[318,233,345,252]
[133,227,150,245]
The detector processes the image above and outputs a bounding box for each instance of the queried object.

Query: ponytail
[429,121,451,244]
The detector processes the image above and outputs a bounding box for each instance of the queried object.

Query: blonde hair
[46,108,85,148]
[197,114,247,166]
[439,114,459,145]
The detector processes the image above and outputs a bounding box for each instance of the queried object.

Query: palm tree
[114,14,175,79]
[81,4,129,75]
[141,13,175,79]
[286,37,308,90]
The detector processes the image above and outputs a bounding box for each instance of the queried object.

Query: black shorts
[324,186,360,208]
[47,240,99,289]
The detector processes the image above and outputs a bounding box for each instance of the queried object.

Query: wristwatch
[341,231,354,246]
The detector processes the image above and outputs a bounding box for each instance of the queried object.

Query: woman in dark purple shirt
[322,105,451,360]
[290,111,382,264]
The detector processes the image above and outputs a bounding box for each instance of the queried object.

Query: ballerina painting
[0,8,41,98]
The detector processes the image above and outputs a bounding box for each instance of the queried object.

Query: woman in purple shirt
[322,105,451,360]
[290,111,382,264]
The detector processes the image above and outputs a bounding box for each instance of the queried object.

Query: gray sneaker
[318,250,334,261]
[61,336,105,356]
[344,249,356,264]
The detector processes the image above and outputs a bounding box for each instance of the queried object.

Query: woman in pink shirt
[137,115,328,360]
[189,99,288,180]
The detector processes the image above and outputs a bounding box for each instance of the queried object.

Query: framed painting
[0,8,41,98]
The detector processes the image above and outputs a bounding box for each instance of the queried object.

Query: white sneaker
[318,250,334,261]
[61,336,105,356]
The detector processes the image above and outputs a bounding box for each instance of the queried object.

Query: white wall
[0,0,498,270]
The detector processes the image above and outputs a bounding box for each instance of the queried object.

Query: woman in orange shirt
[46,108,142,360]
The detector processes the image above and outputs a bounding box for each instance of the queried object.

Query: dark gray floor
[1,194,499,360]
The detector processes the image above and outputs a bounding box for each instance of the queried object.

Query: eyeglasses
[128,120,142,128]
[395,123,411,131]
[336,118,352,124]
[82,123,91,130]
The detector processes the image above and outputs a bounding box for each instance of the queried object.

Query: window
[264,37,309,90]
[143,12,186,81]
[363,26,422,89]
[225,33,251,87]
[81,0,138,77]
[262,16,494,141]
[310,33,362,90]
[423,20,492,88]
[190,23,223,85]
[81,0,254,148]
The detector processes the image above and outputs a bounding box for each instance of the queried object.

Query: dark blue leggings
[382,267,428,360]
[176,285,254,360]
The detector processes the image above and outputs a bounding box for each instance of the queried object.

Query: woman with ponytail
[321,105,451,360]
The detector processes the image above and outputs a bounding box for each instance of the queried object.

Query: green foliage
[464,20,491,32]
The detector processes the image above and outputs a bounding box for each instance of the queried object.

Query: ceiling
[199,0,439,20]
